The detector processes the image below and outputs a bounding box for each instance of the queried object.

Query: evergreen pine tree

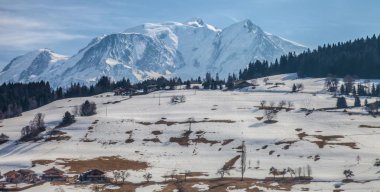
[354,96,361,107]
[292,84,297,92]
[337,97,348,108]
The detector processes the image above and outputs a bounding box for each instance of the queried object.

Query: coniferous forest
[239,34,380,80]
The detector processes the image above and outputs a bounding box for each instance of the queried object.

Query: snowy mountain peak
[0,19,307,87]
[0,49,68,83]
[185,18,205,27]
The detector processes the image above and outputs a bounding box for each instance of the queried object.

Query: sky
[0,0,380,68]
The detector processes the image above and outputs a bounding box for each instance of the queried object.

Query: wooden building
[78,169,106,182]
[233,80,254,89]
[42,167,66,181]
[4,169,36,183]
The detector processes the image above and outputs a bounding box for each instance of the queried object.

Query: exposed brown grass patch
[274,140,298,145]
[45,130,71,142]
[223,155,240,170]
[274,139,298,150]
[137,122,152,126]
[169,136,190,146]
[297,132,308,140]
[311,140,358,149]
[151,130,163,135]
[192,137,219,146]
[255,116,264,121]
[195,130,205,135]
[143,137,161,143]
[138,119,236,127]
[81,138,96,142]
[57,156,148,173]
[32,159,54,166]
[359,125,380,128]
[313,135,343,141]
[297,132,358,149]
[222,139,234,146]
[45,135,71,142]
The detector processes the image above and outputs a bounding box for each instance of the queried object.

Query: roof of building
[43,167,64,174]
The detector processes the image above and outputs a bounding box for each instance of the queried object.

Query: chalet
[4,169,36,183]
[78,169,106,182]
[113,87,136,96]
[147,85,158,93]
[233,80,254,89]
[42,167,66,181]
[4,170,20,183]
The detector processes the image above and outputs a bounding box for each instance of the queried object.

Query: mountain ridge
[0,19,307,87]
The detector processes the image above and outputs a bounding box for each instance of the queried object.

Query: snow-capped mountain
[0,49,68,84]
[0,19,307,87]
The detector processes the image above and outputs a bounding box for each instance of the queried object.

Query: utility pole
[237,140,246,181]
[158,93,161,106]
[188,117,194,132]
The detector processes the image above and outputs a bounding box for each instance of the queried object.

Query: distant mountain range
[0,19,306,87]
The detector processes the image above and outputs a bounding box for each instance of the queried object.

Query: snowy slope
[0,74,379,191]
[0,19,307,87]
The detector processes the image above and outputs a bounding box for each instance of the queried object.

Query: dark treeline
[240,34,380,80]
[0,82,54,118]
[0,75,208,119]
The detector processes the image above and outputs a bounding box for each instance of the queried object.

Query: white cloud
[0,16,87,49]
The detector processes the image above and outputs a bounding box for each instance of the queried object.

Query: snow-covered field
[1,74,380,191]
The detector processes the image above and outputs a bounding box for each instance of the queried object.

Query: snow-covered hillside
[0,19,307,87]
[0,74,379,191]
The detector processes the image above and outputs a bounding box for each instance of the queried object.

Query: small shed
[78,169,106,182]
[42,167,66,181]
[147,85,158,93]
[233,80,254,89]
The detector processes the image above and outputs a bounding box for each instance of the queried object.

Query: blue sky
[0,0,379,68]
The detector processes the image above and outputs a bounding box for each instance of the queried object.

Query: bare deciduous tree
[216,167,230,179]
[306,164,312,178]
[263,77,269,84]
[170,169,177,181]
[263,109,277,122]
[183,170,191,181]
[260,100,267,108]
[120,170,130,183]
[278,100,286,109]
[269,167,278,179]
[297,167,302,178]
[296,83,304,91]
[287,167,295,178]
[143,172,152,183]
[112,171,120,183]
[287,101,294,109]
[269,101,275,108]
[343,169,354,179]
